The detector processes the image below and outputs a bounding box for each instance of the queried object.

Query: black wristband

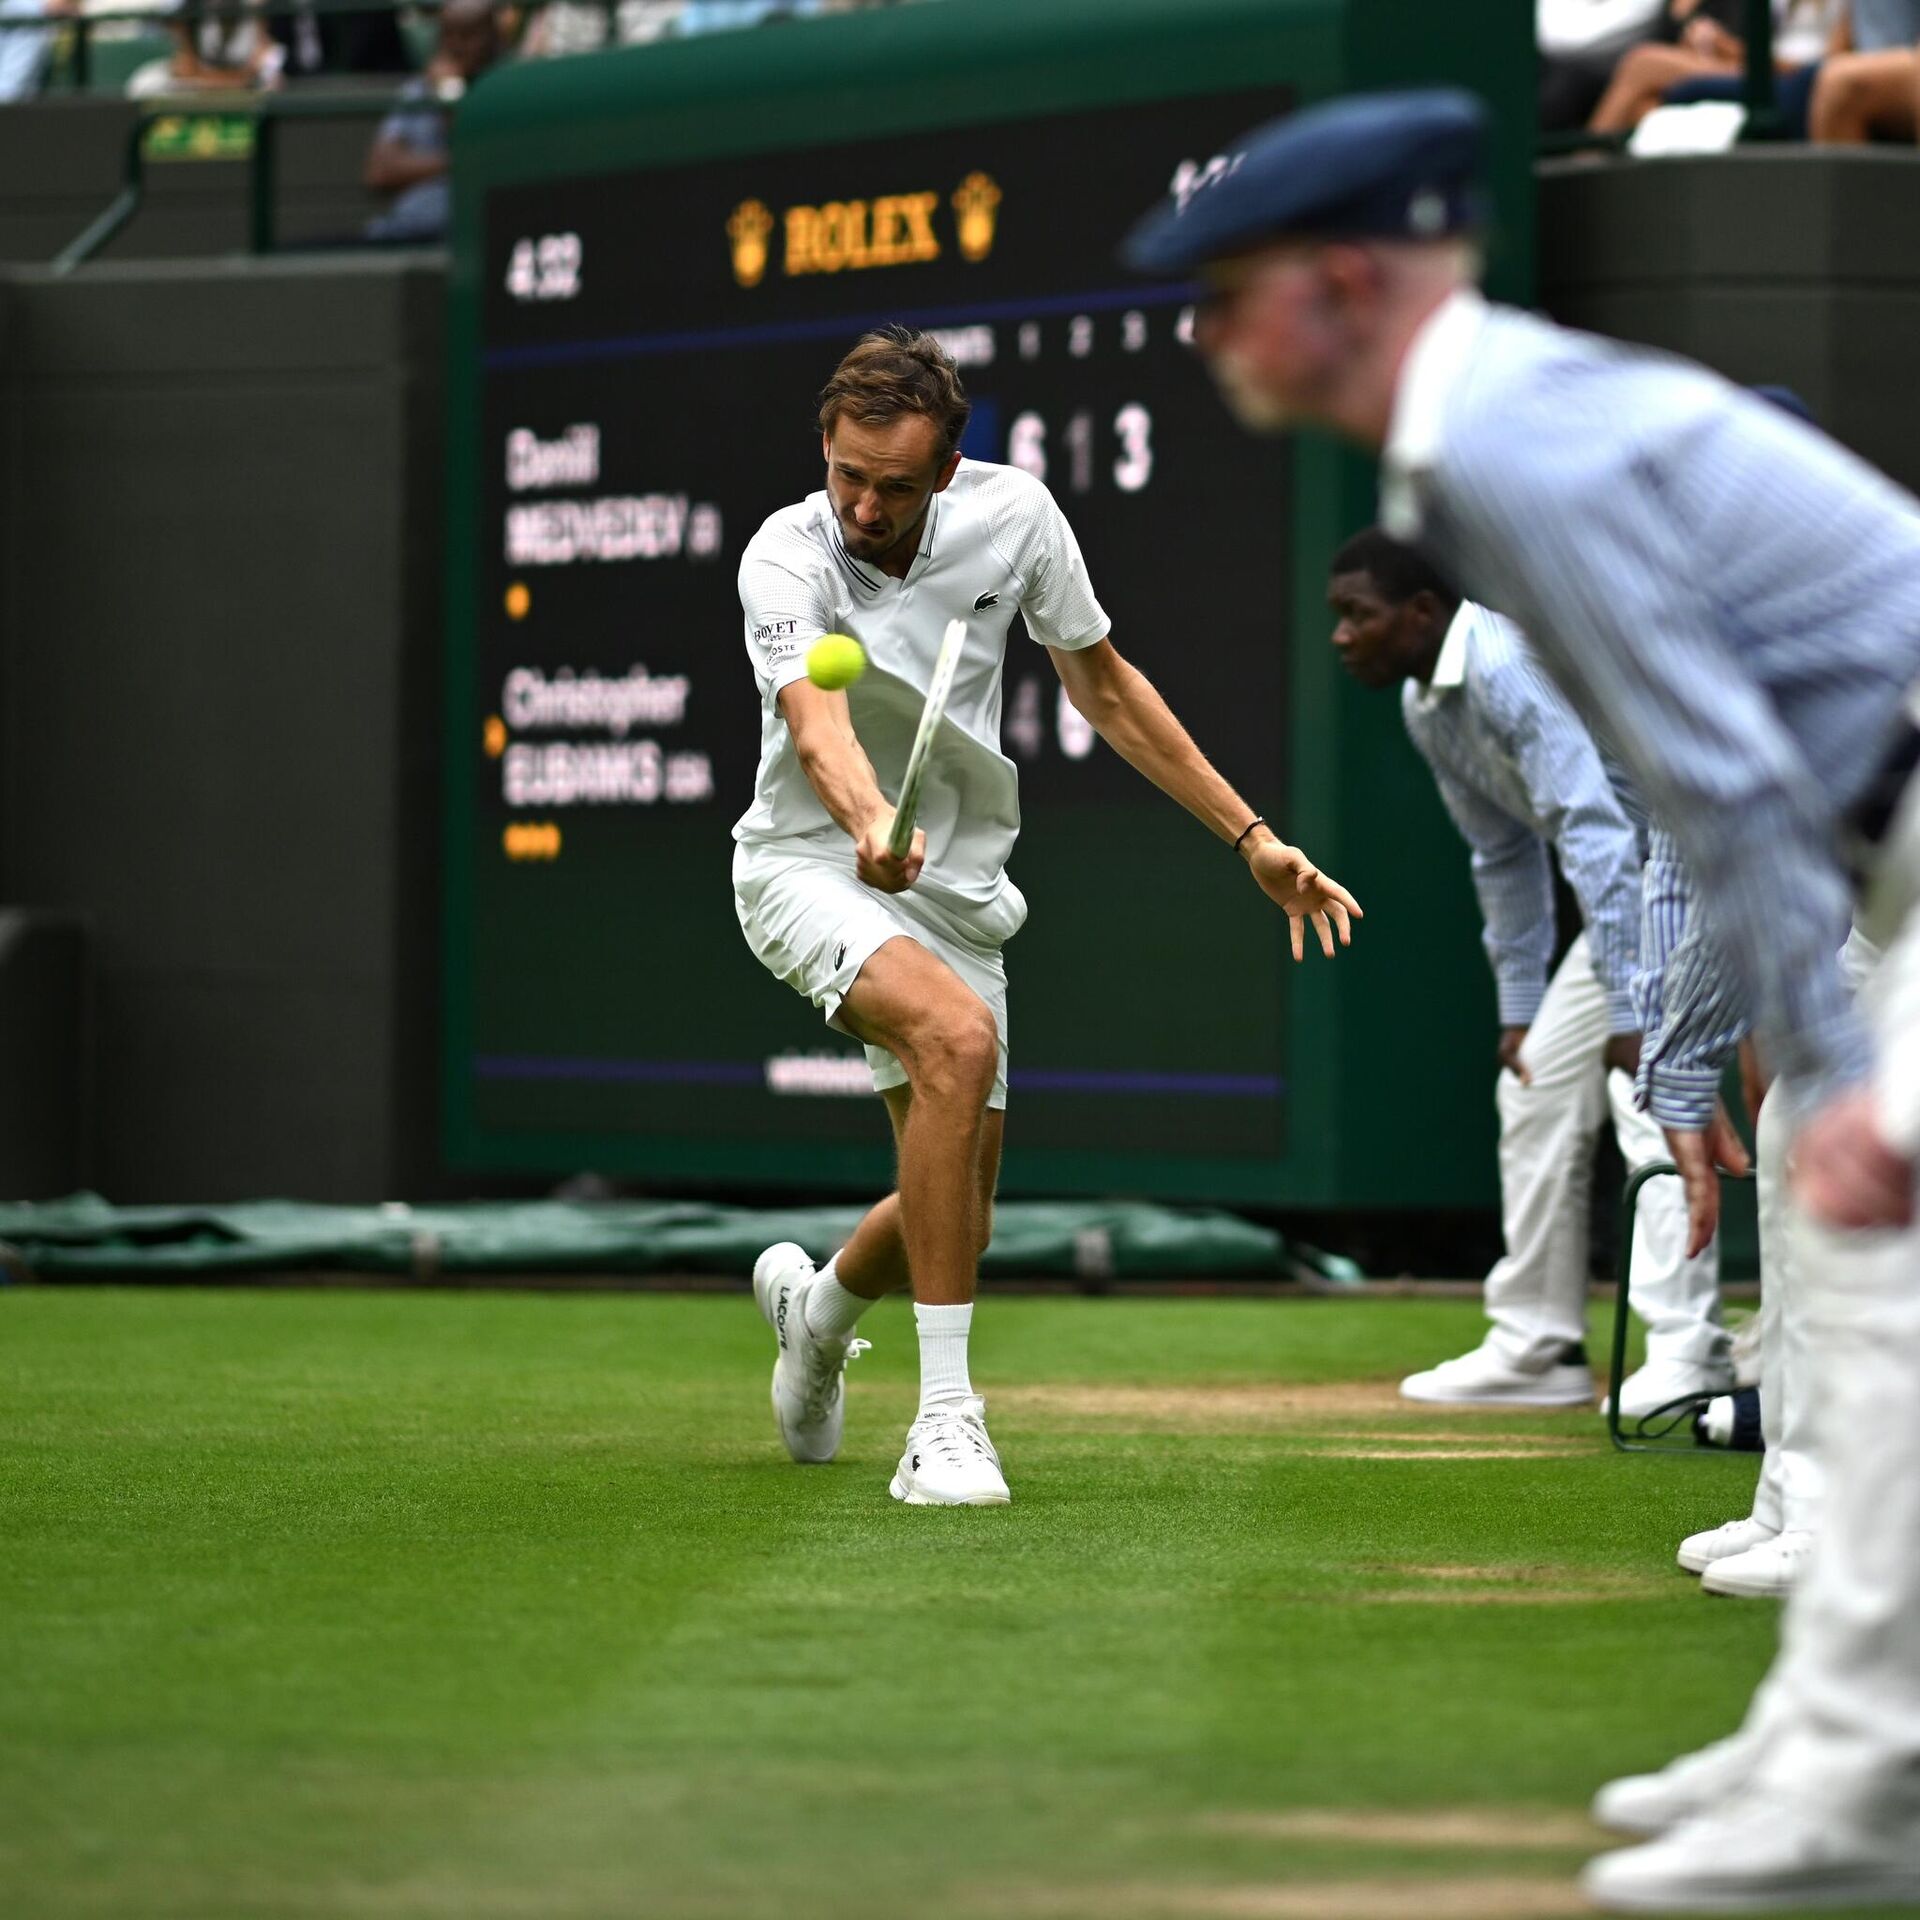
[1232,816,1266,854]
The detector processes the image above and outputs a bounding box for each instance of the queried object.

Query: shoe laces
[913,1398,997,1467]
[798,1335,868,1422]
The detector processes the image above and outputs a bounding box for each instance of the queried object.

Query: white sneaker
[1400,1340,1594,1408]
[1701,1529,1816,1599]
[1607,1355,1735,1422]
[889,1396,1010,1506]
[1677,1515,1778,1576]
[1591,1730,1761,1838]
[1583,1788,1920,1912]
[752,1242,869,1465]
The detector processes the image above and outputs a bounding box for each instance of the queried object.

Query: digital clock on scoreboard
[443,0,1532,1206]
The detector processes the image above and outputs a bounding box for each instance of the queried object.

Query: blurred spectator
[1540,0,1666,130]
[0,0,74,100]
[126,1,283,95]
[677,0,826,26]
[1809,0,1920,139]
[270,2,414,80]
[521,0,845,58]
[520,0,683,58]
[1588,0,1838,134]
[363,0,501,243]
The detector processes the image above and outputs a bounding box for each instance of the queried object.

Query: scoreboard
[443,0,1535,1205]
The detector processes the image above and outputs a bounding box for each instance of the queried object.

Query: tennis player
[734,325,1361,1507]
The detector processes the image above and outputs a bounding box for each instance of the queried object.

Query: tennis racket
[887,617,967,859]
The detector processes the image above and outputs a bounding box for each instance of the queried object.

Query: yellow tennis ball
[807,633,866,691]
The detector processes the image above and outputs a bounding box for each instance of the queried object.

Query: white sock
[914,1301,975,1419]
[803,1257,870,1342]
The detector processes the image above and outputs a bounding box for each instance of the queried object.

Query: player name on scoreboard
[504,419,724,567]
[488,664,714,811]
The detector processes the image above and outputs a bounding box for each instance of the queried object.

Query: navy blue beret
[1121,88,1489,275]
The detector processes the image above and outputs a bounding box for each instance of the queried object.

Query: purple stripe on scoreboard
[473,1055,1281,1098]
[483,280,1203,373]
[1013,1068,1283,1098]
[475,1055,763,1087]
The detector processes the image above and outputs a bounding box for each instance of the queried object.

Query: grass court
[3,1286,1857,1918]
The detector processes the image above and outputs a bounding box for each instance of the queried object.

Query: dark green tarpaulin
[0,1193,1360,1284]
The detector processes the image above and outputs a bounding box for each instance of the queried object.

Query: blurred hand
[1681,16,1741,59]
[1603,1032,1643,1081]
[1792,1088,1915,1231]
[1665,1100,1752,1258]
[1245,839,1363,961]
[1497,1026,1531,1085]
[855,811,924,894]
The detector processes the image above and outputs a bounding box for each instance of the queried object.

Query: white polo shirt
[732,459,1109,916]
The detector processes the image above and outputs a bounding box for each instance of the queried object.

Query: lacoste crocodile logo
[973,590,999,612]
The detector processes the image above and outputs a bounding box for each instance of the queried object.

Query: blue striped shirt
[1634,826,1752,1127]
[1385,291,1920,1106]
[1401,602,1643,1031]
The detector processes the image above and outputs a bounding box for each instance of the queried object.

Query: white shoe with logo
[1583,1788,1920,1912]
[1591,1729,1761,1838]
[1677,1515,1778,1576]
[1607,1355,1735,1422]
[1400,1339,1594,1408]
[889,1396,1011,1506]
[1701,1529,1816,1599]
[753,1241,869,1465]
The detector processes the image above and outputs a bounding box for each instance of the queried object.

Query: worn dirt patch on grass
[996,1873,1592,1917]
[1352,1563,1656,1607]
[1314,1445,1591,1462]
[996,1382,1417,1427]
[1319,1430,1584,1447]
[1198,1807,1603,1850]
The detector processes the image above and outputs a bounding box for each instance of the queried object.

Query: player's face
[1327,571,1424,690]
[1194,244,1348,432]
[823,415,958,564]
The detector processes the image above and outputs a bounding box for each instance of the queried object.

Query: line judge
[1124,88,1920,1914]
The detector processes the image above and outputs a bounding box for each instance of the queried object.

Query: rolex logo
[951,172,1002,264]
[727,198,774,288]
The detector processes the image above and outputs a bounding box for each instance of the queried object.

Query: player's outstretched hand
[857,811,925,894]
[1246,840,1363,961]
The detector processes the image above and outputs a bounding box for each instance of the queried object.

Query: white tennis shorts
[732,842,1024,1108]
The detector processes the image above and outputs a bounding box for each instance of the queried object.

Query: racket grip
[886,810,915,861]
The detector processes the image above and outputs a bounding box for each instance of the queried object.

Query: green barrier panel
[442,0,1534,1209]
[0,1193,1343,1282]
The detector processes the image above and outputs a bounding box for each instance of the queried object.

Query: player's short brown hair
[817,326,972,459]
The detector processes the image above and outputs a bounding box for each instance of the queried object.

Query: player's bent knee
[914,1000,999,1103]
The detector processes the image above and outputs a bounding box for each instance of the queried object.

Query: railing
[52,83,425,271]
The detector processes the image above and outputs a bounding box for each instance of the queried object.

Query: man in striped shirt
[1126,88,1920,1914]
[1327,526,1728,1416]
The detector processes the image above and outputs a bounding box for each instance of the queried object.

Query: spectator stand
[44,0,899,267]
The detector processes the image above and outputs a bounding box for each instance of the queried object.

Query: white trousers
[1740,795,1920,1811]
[1750,1077,1827,1536]
[1486,934,1726,1367]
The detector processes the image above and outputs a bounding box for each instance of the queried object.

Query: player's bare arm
[1047,637,1363,960]
[777,677,926,893]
